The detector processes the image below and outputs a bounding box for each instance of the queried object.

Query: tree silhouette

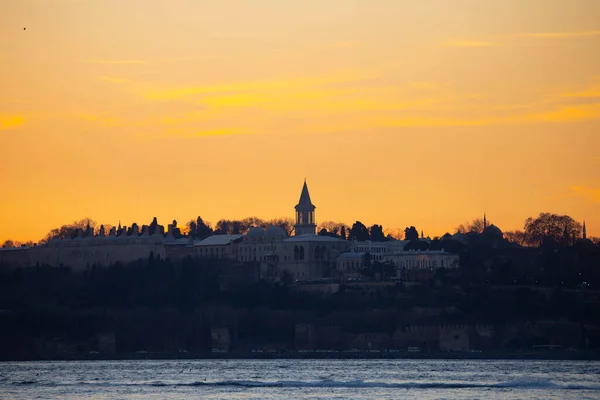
[2,240,15,248]
[504,230,527,246]
[196,216,212,239]
[404,226,419,241]
[149,217,158,235]
[317,221,349,238]
[340,226,346,240]
[456,218,489,234]
[41,218,98,242]
[349,221,370,241]
[187,220,197,237]
[383,228,404,240]
[369,224,385,241]
[524,213,582,247]
[266,217,294,237]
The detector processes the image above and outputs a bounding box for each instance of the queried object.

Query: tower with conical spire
[583,221,587,239]
[483,213,487,231]
[294,179,316,236]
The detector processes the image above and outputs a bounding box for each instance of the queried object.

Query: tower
[294,179,316,236]
[483,213,487,231]
[583,220,587,239]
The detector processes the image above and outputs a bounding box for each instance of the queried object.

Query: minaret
[294,179,316,236]
[583,221,587,239]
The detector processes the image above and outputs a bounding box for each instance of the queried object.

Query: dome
[245,226,265,241]
[483,224,503,237]
[246,226,265,237]
[265,226,286,237]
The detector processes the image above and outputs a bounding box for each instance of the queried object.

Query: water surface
[1,359,599,399]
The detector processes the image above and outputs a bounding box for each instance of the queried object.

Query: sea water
[1,359,599,399]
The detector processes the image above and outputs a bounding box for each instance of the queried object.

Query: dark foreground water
[1,359,599,399]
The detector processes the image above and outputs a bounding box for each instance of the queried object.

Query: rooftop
[194,234,244,246]
[284,234,345,243]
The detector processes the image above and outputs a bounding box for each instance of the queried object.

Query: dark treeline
[3,210,597,248]
[1,228,600,358]
[1,211,599,358]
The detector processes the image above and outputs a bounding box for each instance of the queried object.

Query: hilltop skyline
[1,0,599,243]
[0,181,593,244]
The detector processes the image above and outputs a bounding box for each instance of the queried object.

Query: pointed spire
[421,230,424,239]
[118,220,122,230]
[583,220,587,239]
[483,213,487,231]
[294,179,316,235]
[296,179,314,208]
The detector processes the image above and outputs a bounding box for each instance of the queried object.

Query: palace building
[1,180,460,281]
[236,180,350,281]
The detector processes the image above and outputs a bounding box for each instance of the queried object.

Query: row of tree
[2,212,596,250]
[457,213,597,248]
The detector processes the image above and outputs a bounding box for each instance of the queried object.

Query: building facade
[383,251,460,270]
[2,180,458,281]
[236,180,350,281]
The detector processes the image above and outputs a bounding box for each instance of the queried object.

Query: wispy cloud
[571,186,600,202]
[77,114,121,127]
[97,76,141,85]
[165,127,249,138]
[0,115,25,130]
[445,30,600,48]
[561,79,600,98]
[384,103,600,128]
[517,30,600,39]
[443,40,494,48]
[140,71,373,101]
[86,69,600,138]
[79,60,147,65]
[525,103,600,123]
[191,128,248,138]
[332,41,360,49]
[410,81,439,91]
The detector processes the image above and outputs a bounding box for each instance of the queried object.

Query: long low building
[0,181,351,282]
[383,250,460,270]
[1,181,458,282]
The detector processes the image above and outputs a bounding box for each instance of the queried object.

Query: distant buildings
[236,180,349,281]
[0,180,460,281]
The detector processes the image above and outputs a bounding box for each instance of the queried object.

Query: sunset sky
[1,0,599,243]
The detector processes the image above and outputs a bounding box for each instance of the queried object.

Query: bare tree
[2,240,16,248]
[504,230,527,246]
[456,218,490,234]
[40,218,98,242]
[317,221,349,237]
[523,213,582,247]
[384,228,404,240]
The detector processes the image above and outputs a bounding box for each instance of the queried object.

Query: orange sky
[1,0,599,243]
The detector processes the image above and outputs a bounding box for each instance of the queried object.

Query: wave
[10,378,600,390]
